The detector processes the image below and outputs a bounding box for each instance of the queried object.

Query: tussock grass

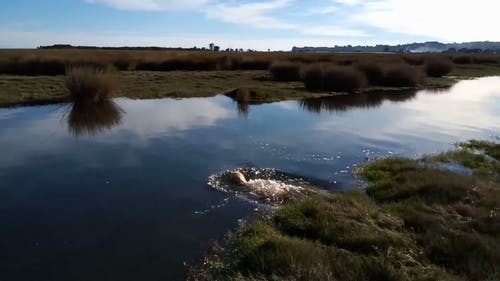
[0,57,66,75]
[302,63,366,93]
[355,62,385,86]
[402,55,425,66]
[239,58,272,70]
[425,57,453,77]
[269,61,302,81]
[452,55,474,64]
[382,64,420,87]
[472,55,498,64]
[65,65,118,104]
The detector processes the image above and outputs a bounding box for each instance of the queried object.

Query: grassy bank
[1,62,500,107]
[190,140,500,281]
[1,49,500,107]
[0,70,333,107]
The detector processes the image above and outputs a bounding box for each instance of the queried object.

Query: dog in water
[232,170,250,186]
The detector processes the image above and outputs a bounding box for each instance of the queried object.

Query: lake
[0,77,499,281]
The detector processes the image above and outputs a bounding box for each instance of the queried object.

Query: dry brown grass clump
[425,57,454,77]
[0,57,66,75]
[302,63,366,93]
[269,61,302,81]
[402,55,426,66]
[65,65,118,104]
[452,55,474,64]
[382,64,421,87]
[355,62,385,86]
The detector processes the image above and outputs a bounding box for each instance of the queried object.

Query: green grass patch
[361,149,500,280]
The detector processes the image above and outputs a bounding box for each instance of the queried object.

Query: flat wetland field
[1,49,500,107]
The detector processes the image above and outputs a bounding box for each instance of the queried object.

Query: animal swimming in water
[232,170,249,186]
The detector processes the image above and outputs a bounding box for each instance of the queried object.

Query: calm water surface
[1,77,499,280]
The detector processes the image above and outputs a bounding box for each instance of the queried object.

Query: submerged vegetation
[190,140,500,281]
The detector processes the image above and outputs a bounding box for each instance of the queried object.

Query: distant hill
[292,41,500,54]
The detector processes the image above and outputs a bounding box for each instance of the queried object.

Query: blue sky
[1,0,498,50]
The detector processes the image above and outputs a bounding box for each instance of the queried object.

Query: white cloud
[84,0,368,38]
[301,25,368,37]
[335,0,362,6]
[84,0,210,11]
[352,0,500,41]
[205,0,296,30]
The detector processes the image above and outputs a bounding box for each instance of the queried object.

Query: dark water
[0,77,499,281]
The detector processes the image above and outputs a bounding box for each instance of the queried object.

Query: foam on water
[208,167,320,206]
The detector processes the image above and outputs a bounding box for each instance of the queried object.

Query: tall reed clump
[402,55,425,66]
[302,63,366,93]
[355,62,385,86]
[65,65,118,104]
[382,64,421,87]
[0,57,66,76]
[472,55,499,64]
[452,55,474,64]
[269,61,302,81]
[425,57,453,77]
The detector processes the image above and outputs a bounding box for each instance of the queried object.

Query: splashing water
[208,167,320,206]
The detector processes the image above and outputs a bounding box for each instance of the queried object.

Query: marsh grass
[355,62,385,85]
[382,64,421,87]
[452,55,474,64]
[362,155,500,280]
[0,57,66,75]
[425,57,453,77]
[269,61,302,81]
[402,55,425,66]
[191,193,461,281]
[302,63,366,93]
[65,65,118,104]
